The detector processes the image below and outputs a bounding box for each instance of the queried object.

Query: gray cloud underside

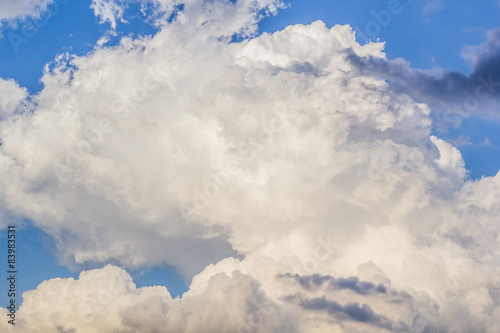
[348,28,500,120]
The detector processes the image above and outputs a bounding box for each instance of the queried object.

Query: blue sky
[1,0,500,322]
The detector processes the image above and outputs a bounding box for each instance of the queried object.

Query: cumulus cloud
[0,265,293,332]
[1,2,500,331]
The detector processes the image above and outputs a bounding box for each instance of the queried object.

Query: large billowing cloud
[1,1,500,332]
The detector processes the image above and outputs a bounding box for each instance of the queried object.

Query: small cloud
[91,0,128,30]
[96,35,110,47]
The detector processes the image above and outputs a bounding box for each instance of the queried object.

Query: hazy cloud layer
[0,1,500,332]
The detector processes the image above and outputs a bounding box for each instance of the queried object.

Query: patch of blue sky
[0,221,188,310]
[0,222,78,309]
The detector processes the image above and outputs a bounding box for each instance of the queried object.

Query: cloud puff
[1,3,500,331]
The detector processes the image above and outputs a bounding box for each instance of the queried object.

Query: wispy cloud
[422,0,445,14]
[0,0,55,27]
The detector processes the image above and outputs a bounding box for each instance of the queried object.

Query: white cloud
[1,265,292,332]
[1,4,500,332]
[0,0,54,26]
[90,0,285,37]
[430,135,467,182]
[0,79,28,118]
[91,0,128,29]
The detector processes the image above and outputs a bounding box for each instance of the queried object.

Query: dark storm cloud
[284,294,408,332]
[280,273,387,295]
[346,28,500,118]
[467,29,500,84]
